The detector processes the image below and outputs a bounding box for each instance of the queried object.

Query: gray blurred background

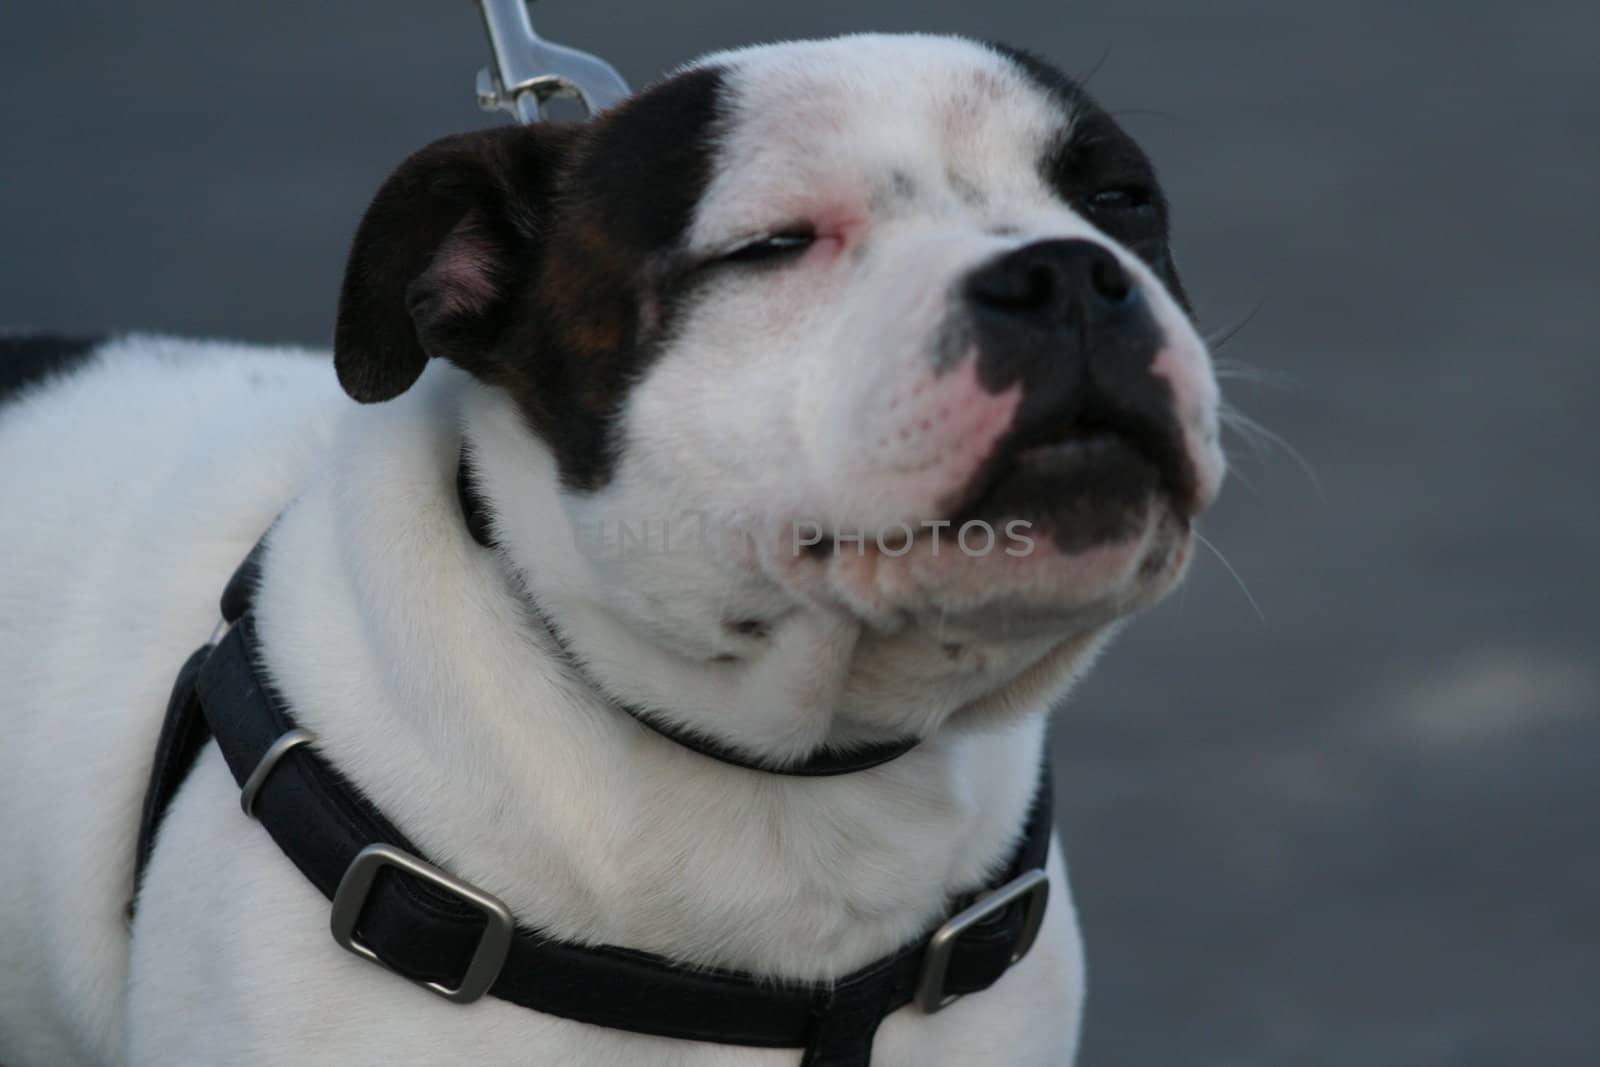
[3,2,1596,1063]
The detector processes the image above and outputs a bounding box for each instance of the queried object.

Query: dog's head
[334,35,1224,757]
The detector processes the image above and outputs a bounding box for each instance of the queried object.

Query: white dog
[0,34,1222,1066]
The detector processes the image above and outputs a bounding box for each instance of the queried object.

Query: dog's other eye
[1086,186,1156,214]
[720,228,816,265]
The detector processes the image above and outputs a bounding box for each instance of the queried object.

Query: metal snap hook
[473,0,632,123]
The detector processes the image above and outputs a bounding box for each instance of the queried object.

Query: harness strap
[132,536,270,905]
[131,644,211,893]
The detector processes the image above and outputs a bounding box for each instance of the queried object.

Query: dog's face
[335,35,1223,746]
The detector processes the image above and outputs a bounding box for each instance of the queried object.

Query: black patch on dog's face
[494,67,726,491]
[332,67,727,492]
[991,45,1190,310]
[0,334,102,407]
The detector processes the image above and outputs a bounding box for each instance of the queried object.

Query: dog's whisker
[1212,358,1298,390]
[1217,452,1260,495]
[1074,44,1115,92]
[1106,107,1185,124]
[1218,407,1272,468]
[1219,405,1324,499]
[1203,297,1268,351]
[1192,530,1266,623]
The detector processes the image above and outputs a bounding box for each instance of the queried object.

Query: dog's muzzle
[949,239,1198,533]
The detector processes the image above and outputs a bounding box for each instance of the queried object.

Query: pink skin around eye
[809,234,845,260]
[805,202,868,262]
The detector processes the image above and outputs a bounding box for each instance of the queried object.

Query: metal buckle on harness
[238,728,316,818]
[330,843,515,1004]
[914,868,1050,1014]
[473,0,632,123]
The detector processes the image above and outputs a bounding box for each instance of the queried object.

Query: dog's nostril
[1089,255,1131,306]
[1024,265,1055,307]
[967,239,1137,320]
[969,260,1052,309]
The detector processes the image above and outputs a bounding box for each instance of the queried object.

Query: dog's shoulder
[1,332,337,414]
[0,332,106,406]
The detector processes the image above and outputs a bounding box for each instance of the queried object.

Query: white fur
[0,34,1223,1066]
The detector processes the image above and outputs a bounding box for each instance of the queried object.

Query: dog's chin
[763,488,1193,644]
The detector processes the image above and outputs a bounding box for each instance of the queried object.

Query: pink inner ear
[424,224,501,317]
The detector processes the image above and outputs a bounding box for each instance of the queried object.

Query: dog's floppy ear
[333,125,576,403]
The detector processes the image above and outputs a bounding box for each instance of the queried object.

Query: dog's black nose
[963,239,1158,397]
[957,238,1194,517]
[966,238,1136,321]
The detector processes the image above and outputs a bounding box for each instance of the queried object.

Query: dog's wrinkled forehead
[669,36,1182,301]
[684,36,1071,245]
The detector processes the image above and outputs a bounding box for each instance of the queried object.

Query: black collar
[457,452,922,776]
[132,514,1054,1066]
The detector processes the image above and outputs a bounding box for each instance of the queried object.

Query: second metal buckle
[914,869,1050,1014]
[330,843,515,1004]
[238,728,315,818]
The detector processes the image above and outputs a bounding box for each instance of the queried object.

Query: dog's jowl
[0,35,1222,1067]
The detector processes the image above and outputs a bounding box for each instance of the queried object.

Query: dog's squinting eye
[1086,186,1156,214]
[720,228,816,265]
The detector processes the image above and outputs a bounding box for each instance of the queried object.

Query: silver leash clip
[473,0,632,123]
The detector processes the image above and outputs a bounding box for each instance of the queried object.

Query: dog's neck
[252,370,1059,980]
[461,456,922,774]
[464,381,1102,764]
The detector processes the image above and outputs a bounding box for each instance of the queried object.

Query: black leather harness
[133,463,1055,1066]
